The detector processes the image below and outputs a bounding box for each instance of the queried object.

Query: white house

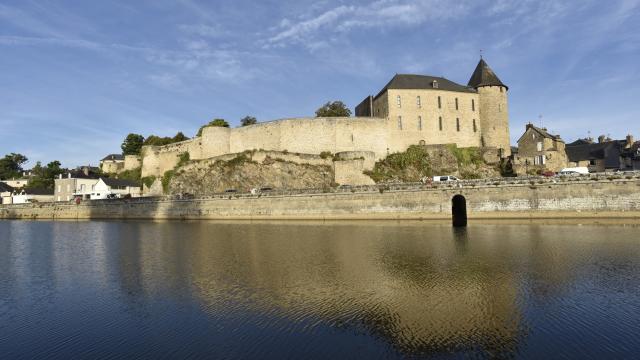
[0,182,14,204]
[89,178,141,199]
[11,188,54,204]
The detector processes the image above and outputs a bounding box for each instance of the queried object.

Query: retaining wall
[2,178,640,220]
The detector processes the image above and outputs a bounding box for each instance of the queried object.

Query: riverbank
[2,176,639,220]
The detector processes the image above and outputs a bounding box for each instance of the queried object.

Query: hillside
[365,145,501,183]
[167,152,333,195]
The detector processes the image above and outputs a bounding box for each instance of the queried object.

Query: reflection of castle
[141,59,511,181]
[177,223,523,356]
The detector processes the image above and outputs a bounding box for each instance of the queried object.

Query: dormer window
[432,80,439,89]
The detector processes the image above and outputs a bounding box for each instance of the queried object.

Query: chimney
[526,122,533,130]
[598,135,606,143]
[626,135,634,148]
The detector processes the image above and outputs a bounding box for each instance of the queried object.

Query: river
[1,220,639,359]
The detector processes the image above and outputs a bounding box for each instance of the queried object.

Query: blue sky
[1,0,639,167]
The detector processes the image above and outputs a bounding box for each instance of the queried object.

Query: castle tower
[468,58,511,157]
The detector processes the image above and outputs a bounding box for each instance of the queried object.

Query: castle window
[438,96,441,109]
[418,116,422,130]
[398,116,403,130]
[537,142,542,152]
[473,119,477,133]
[456,118,460,132]
[439,116,443,131]
[416,96,421,107]
[472,99,475,111]
[397,95,401,108]
[455,98,459,110]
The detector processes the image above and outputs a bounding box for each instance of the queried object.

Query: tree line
[0,153,64,190]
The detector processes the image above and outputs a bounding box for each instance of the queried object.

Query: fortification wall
[3,178,639,220]
[141,139,194,177]
[226,118,388,157]
[123,155,141,171]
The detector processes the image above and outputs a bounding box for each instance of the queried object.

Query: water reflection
[1,221,640,358]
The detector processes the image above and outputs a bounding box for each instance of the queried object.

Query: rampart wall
[3,177,639,220]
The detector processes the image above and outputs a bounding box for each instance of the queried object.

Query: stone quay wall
[2,176,640,220]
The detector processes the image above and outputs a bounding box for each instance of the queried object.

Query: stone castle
[141,58,511,183]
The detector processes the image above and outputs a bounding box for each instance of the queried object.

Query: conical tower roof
[467,58,507,90]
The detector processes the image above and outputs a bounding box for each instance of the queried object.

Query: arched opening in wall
[419,140,426,146]
[452,195,467,227]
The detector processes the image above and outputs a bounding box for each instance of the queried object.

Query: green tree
[315,101,352,117]
[0,153,28,179]
[121,133,145,155]
[25,160,64,189]
[196,118,229,137]
[240,116,257,127]
[172,132,189,142]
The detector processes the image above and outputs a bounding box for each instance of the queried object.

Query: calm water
[1,220,639,359]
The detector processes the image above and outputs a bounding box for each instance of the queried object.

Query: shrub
[142,176,156,189]
[319,151,332,159]
[176,152,190,167]
[446,145,483,166]
[161,170,175,194]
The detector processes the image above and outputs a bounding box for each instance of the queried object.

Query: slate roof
[22,187,54,195]
[65,170,100,179]
[565,140,627,168]
[467,59,508,90]
[567,139,594,146]
[374,74,476,99]
[101,154,124,161]
[0,182,14,193]
[101,177,139,188]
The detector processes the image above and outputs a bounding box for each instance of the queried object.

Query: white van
[432,175,459,182]
[558,167,589,175]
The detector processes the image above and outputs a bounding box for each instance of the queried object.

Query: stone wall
[381,89,483,151]
[4,177,639,220]
[123,155,141,171]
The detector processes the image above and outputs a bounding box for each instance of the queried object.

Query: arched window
[416,96,421,107]
[456,118,460,132]
[471,99,475,111]
[455,98,459,110]
[439,116,443,131]
[418,116,422,130]
[438,96,442,109]
[397,116,403,130]
[473,119,477,133]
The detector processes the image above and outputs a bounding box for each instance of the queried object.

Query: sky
[1,0,639,168]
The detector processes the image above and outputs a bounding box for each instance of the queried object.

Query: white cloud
[265,0,471,48]
[179,24,224,38]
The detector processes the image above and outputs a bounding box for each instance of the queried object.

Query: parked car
[224,189,237,193]
[541,170,556,177]
[432,175,459,182]
[558,167,589,176]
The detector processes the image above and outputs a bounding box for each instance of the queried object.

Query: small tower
[468,58,511,157]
